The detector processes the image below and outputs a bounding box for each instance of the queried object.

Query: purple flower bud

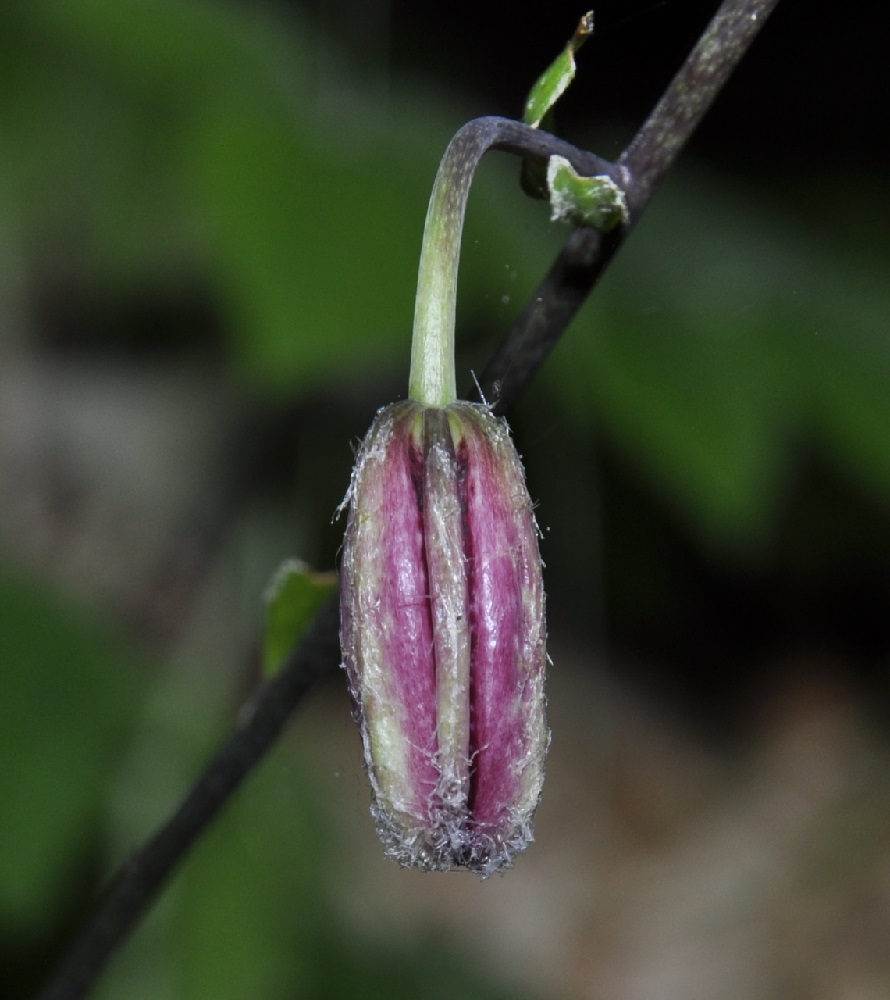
[340,399,548,875]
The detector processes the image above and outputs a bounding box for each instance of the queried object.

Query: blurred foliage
[0,0,560,390]
[549,170,890,550]
[0,566,145,936]
[1,0,887,997]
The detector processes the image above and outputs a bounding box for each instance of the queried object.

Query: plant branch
[475,0,781,413]
[35,1,779,996]
[621,0,780,213]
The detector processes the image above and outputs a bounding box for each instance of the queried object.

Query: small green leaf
[520,13,612,224]
[263,560,336,677]
[522,11,594,129]
[546,156,628,229]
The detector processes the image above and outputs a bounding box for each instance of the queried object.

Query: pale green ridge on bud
[423,408,472,811]
[546,155,629,230]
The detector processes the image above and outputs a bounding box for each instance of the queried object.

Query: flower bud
[340,399,547,875]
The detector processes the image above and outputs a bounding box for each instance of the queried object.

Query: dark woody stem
[621,0,780,213]
[34,2,780,997]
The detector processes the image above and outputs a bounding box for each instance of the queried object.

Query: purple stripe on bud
[340,400,548,875]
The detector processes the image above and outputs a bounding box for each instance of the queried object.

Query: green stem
[409,127,475,406]
[408,118,619,407]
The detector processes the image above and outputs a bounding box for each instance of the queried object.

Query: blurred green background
[2,1,889,998]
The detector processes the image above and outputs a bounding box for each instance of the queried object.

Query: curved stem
[408,117,620,407]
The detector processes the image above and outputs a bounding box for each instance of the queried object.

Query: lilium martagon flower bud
[339,399,548,875]
[338,115,551,875]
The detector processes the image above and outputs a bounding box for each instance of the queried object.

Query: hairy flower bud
[339,399,548,875]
